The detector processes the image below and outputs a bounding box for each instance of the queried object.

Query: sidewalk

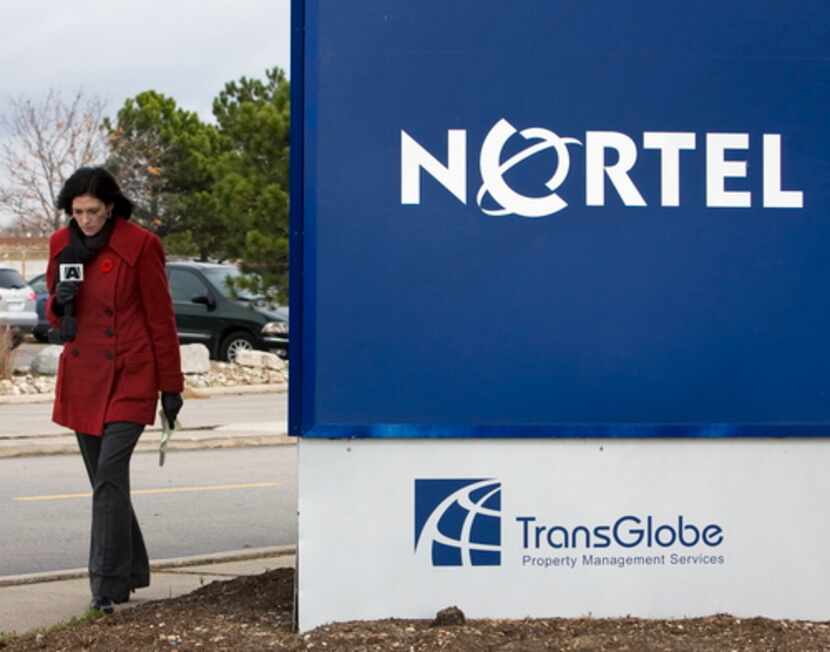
[0,383,284,406]
[0,424,295,458]
[0,387,295,458]
[0,547,295,635]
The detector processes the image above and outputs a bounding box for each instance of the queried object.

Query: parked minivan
[166,261,288,361]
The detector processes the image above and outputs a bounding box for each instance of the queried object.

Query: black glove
[60,316,77,342]
[55,281,79,306]
[161,392,183,428]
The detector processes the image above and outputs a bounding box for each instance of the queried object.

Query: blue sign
[290,0,830,437]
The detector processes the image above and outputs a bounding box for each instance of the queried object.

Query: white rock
[235,350,284,370]
[264,354,286,371]
[235,350,264,368]
[31,346,62,375]
[180,344,210,374]
[33,378,52,393]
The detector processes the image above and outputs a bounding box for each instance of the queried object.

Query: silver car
[0,267,38,332]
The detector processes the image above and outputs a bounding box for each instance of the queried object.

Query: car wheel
[33,328,49,344]
[220,331,255,362]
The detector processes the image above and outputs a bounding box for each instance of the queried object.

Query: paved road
[0,392,288,438]
[0,446,297,577]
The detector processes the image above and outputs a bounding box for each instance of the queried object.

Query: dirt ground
[3,569,830,651]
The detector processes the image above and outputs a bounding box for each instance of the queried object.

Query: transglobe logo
[414,479,502,567]
[516,515,724,550]
[401,118,804,218]
[413,477,725,572]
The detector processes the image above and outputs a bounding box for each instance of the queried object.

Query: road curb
[0,384,287,406]
[189,385,287,398]
[0,545,296,588]
[0,393,55,406]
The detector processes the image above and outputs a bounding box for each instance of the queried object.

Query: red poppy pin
[100,258,114,274]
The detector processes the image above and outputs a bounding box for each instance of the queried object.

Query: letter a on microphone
[59,264,84,282]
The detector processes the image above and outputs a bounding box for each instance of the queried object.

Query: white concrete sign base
[297,438,830,631]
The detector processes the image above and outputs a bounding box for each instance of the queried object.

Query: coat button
[72,348,80,357]
[105,351,114,360]
[105,328,114,337]
[104,308,113,317]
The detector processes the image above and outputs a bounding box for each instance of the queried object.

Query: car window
[169,269,209,303]
[201,266,259,300]
[28,275,46,293]
[0,269,25,289]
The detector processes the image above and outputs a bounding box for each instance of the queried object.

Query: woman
[46,167,184,614]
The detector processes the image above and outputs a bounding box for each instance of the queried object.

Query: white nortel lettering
[763,134,803,208]
[642,132,696,207]
[585,131,647,207]
[400,122,804,216]
[706,133,751,208]
[401,129,466,205]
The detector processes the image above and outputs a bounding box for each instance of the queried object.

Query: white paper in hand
[158,409,180,467]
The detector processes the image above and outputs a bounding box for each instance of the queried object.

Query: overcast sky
[0,0,290,227]
[0,0,290,120]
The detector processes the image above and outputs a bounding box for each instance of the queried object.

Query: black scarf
[61,217,116,267]
[53,218,116,342]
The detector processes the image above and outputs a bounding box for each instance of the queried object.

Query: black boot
[113,590,131,605]
[90,596,114,615]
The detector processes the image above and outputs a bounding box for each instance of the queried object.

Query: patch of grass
[0,630,18,648]
[37,607,106,635]
[2,608,105,648]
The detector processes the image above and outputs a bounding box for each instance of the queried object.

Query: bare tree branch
[0,89,108,235]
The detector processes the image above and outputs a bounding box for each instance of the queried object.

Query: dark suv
[166,261,288,361]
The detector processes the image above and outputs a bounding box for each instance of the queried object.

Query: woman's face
[72,194,111,237]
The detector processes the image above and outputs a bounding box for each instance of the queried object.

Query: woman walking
[46,167,184,613]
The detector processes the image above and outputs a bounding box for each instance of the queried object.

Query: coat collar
[51,217,141,267]
[107,217,142,267]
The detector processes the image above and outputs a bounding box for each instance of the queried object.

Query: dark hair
[57,167,133,219]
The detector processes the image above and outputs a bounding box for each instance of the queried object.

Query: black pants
[76,422,149,599]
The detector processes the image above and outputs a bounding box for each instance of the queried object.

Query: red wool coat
[46,218,183,436]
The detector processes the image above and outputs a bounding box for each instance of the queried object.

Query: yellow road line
[15,482,280,502]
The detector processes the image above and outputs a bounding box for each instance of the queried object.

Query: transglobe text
[401,118,804,218]
[516,515,724,549]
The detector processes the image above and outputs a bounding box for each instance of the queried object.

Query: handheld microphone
[57,263,84,341]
